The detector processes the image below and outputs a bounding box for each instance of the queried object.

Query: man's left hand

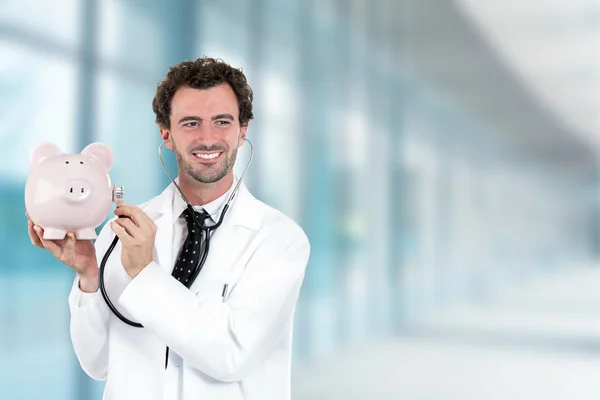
[111,200,157,278]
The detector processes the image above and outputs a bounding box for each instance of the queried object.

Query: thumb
[64,232,77,254]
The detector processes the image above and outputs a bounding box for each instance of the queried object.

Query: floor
[292,267,600,399]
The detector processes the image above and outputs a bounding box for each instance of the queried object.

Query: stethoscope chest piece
[99,137,253,328]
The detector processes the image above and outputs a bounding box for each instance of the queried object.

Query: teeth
[194,152,220,159]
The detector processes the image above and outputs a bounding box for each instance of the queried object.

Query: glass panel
[0,42,78,400]
[95,69,162,205]
[0,41,77,178]
[97,0,164,84]
[0,0,81,48]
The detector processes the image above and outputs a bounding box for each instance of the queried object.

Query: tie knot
[182,208,211,232]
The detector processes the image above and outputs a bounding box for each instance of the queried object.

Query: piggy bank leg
[43,228,67,240]
[75,228,97,240]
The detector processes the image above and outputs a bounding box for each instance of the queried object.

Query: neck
[177,171,234,206]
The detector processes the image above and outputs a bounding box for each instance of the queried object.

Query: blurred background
[2,0,600,398]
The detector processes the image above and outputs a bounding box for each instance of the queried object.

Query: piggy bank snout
[63,179,92,203]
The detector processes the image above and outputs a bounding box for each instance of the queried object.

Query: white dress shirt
[170,177,236,276]
[167,177,236,369]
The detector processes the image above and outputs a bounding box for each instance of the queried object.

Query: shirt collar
[171,175,238,224]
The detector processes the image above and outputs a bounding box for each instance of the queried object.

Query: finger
[114,201,142,225]
[113,217,140,238]
[62,232,77,259]
[115,202,154,232]
[113,208,141,228]
[34,225,62,255]
[115,201,148,222]
[28,219,43,247]
[110,220,133,245]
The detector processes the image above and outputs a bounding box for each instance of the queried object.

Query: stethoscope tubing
[99,137,253,328]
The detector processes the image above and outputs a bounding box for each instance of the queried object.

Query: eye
[215,120,231,126]
[183,121,199,127]
[65,161,69,164]
[80,161,83,164]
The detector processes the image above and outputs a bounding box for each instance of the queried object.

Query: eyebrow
[212,114,235,121]
[178,116,201,124]
[178,114,235,124]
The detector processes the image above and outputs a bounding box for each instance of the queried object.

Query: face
[160,84,247,184]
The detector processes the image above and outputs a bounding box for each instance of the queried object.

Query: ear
[82,142,113,172]
[159,126,174,151]
[30,142,63,168]
[238,125,248,147]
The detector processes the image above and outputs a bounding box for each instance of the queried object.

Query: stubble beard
[173,142,238,184]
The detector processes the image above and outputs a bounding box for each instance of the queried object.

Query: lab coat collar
[140,177,261,274]
[140,176,262,230]
[171,176,237,225]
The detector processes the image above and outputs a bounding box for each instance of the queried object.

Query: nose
[63,179,92,203]
[194,124,223,144]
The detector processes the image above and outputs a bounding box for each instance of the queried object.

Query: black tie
[166,208,212,368]
[171,208,212,287]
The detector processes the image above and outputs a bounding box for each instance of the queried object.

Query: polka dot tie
[172,208,212,286]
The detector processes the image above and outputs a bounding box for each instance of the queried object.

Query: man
[27,57,310,400]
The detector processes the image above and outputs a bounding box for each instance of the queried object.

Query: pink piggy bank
[25,142,123,240]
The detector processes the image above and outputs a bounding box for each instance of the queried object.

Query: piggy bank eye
[65,161,69,164]
[80,161,83,164]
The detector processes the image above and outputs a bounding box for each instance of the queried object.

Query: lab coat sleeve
[67,221,114,381]
[118,226,310,382]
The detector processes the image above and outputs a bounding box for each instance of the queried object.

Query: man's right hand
[27,215,99,293]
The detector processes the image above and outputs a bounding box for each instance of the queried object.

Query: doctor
[27,56,311,399]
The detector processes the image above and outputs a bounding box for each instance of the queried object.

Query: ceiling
[454,0,600,154]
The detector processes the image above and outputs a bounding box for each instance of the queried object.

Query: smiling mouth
[192,151,223,161]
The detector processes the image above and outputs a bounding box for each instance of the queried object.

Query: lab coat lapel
[140,183,175,274]
[139,182,263,294]
[187,183,262,295]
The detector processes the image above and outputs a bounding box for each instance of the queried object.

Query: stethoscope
[99,137,254,328]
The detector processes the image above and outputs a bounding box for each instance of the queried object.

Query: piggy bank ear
[30,142,63,167]
[82,142,113,172]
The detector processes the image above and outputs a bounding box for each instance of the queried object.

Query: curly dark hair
[152,57,254,129]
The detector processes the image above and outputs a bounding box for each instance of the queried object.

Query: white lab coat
[68,181,310,400]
